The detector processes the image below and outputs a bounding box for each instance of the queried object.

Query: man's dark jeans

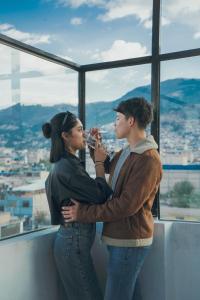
[104,245,151,300]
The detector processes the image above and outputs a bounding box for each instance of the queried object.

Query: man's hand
[88,128,103,161]
[62,199,80,222]
[90,128,102,142]
[94,141,107,163]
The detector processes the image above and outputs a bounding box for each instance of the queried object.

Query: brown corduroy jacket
[77,136,162,247]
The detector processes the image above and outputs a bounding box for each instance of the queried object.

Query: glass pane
[160,57,200,221]
[85,65,151,176]
[0,45,12,110]
[74,1,153,64]
[0,45,78,239]
[161,0,200,53]
[0,1,152,64]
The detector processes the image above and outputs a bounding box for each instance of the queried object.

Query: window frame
[0,0,200,237]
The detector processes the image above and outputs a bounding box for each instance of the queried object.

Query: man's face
[114,112,134,139]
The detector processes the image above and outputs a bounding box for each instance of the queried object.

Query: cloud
[0,44,78,106]
[70,17,83,25]
[87,69,109,82]
[161,17,171,27]
[194,32,200,39]
[0,45,12,75]
[143,19,152,29]
[143,16,171,29]
[0,23,13,31]
[166,0,200,16]
[53,0,153,29]
[20,52,75,77]
[144,72,151,82]
[0,42,74,78]
[20,73,78,106]
[86,64,151,103]
[56,0,104,8]
[55,0,152,25]
[53,0,200,38]
[0,23,51,45]
[93,40,149,62]
[97,0,200,40]
[162,0,200,37]
[0,42,151,106]
[98,0,151,23]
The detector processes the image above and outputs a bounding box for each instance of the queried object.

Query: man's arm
[75,156,162,222]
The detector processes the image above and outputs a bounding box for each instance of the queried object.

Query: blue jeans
[104,245,151,300]
[54,223,103,300]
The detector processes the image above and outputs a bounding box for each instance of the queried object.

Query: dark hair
[42,111,78,163]
[114,97,153,129]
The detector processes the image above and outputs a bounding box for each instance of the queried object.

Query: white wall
[0,228,64,300]
[0,222,200,300]
[139,221,200,300]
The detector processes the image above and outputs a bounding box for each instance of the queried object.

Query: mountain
[0,78,200,148]
[0,103,77,127]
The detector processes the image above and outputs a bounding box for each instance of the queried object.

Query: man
[62,97,162,300]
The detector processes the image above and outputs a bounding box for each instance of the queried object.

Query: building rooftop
[13,179,45,192]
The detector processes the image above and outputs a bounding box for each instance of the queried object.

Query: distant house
[2,179,50,227]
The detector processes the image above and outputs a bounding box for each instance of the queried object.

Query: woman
[42,111,112,300]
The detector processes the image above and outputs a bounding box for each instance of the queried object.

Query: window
[85,65,151,176]
[52,1,153,64]
[159,57,200,221]
[0,45,78,239]
[22,201,30,208]
[1,0,200,236]
[160,0,200,53]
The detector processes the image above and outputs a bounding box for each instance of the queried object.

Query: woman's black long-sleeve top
[45,152,113,225]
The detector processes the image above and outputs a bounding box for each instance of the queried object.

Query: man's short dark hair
[114,97,153,129]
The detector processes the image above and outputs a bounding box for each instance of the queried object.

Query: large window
[159,57,200,221]
[1,0,200,239]
[0,45,78,239]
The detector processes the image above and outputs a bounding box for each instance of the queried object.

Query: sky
[0,0,200,107]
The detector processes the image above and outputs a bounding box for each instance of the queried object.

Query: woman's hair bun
[42,122,52,139]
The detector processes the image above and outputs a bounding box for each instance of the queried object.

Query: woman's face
[66,119,86,152]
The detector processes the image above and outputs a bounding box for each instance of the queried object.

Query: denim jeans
[104,245,151,300]
[54,223,103,300]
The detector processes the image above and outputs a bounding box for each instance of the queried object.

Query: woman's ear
[61,131,69,142]
[62,131,72,152]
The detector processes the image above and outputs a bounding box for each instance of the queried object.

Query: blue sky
[0,0,200,106]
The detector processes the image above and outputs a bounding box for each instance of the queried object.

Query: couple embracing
[42,97,162,300]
